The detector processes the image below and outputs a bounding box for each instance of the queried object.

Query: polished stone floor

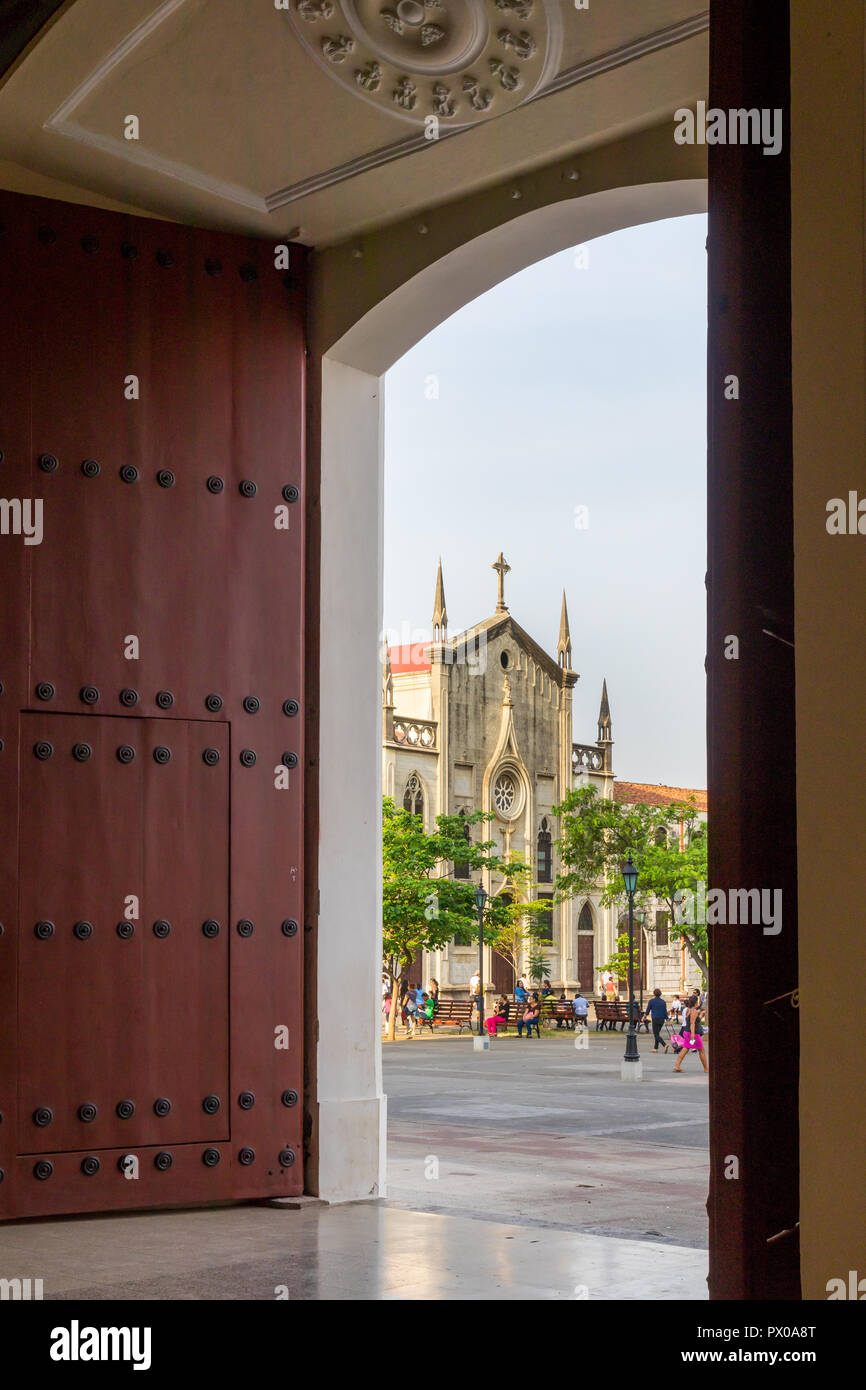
[0,1202,706,1300]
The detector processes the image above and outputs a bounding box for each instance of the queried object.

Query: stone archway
[307,173,706,1203]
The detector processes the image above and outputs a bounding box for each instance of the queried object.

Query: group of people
[382,976,441,1038]
[383,972,708,1069]
[643,987,708,1071]
[483,978,590,1038]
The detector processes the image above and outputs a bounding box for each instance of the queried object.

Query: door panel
[0,190,306,1218]
[18,713,145,1155]
[491,949,512,996]
[138,717,230,1148]
[577,933,594,993]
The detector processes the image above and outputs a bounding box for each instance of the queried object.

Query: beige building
[383,555,708,1002]
[613,782,709,1000]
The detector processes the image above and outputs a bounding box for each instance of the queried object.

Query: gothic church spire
[557,590,572,668]
[432,557,447,641]
[597,678,612,740]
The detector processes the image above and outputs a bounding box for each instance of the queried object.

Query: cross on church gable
[492,551,510,614]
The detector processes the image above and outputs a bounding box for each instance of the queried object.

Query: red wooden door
[491,948,513,996]
[577,933,594,993]
[0,190,306,1217]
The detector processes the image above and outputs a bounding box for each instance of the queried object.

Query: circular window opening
[500,651,510,670]
[493,771,516,816]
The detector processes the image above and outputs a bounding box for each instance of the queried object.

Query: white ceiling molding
[43,0,269,214]
[268,11,709,209]
[42,1,707,220]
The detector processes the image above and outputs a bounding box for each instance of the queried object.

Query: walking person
[643,987,670,1053]
[673,993,708,1072]
[403,987,419,1038]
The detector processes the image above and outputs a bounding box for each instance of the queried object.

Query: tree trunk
[682,933,709,983]
[386,977,400,1041]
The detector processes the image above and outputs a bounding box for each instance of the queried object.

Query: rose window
[493,771,516,815]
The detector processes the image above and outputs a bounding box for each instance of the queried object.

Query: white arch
[328,180,705,374]
[315,179,706,1203]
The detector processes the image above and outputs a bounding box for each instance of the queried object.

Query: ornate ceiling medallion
[287,0,562,128]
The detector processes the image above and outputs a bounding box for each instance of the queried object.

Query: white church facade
[382,554,707,1002]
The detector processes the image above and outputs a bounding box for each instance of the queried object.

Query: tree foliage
[552,784,709,982]
[381,801,555,1036]
[601,931,641,982]
[484,855,552,993]
[382,799,507,1038]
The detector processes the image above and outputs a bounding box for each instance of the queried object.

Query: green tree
[381,798,508,1040]
[485,855,552,994]
[600,931,640,981]
[552,784,709,983]
[526,944,553,987]
[634,811,709,981]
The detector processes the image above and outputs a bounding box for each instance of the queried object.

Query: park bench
[424,999,475,1034]
[593,1000,650,1032]
[489,1000,544,1036]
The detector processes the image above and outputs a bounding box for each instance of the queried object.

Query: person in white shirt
[468,972,480,1016]
[572,992,589,1029]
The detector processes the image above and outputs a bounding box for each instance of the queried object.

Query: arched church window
[493,771,516,816]
[537,818,552,883]
[578,902,594,933]
[403,772,424,818]
[454,808,471,879]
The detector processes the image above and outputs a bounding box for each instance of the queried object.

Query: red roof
[389,643,431,674]
[614,781,708,812]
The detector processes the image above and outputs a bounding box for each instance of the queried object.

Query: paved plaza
[385,1029,709,1250]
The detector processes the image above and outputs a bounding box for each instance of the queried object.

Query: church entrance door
[491,892,514,996]
[491,948,513,997]
[0,189,306,1221]
[577,934,594,995]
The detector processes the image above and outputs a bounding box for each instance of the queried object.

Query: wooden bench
[423,999,475,1034]
[489,1001,543,1036]
[549,1001,577,1029]
[593,1000,650,1032]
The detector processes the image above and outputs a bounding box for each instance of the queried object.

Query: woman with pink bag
[673,993,708,1073]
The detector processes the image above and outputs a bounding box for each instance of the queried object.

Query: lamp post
[474,883,487,1037]
[621,856,642,1080]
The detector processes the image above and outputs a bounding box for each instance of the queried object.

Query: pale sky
[383,214,708,790]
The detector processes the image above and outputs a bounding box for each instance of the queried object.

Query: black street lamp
[474,883,487,1036]
[621,856,641,1071]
